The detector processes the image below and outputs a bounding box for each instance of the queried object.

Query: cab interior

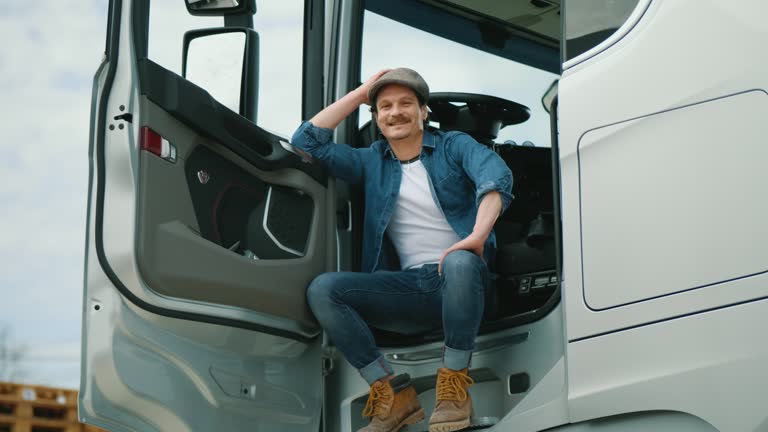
[327,2,564,428]
[354,95,558,345]
[347,0,562,348]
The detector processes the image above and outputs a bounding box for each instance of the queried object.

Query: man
[291,68,513,432]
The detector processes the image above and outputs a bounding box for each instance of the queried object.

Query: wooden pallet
[0,382,106,432]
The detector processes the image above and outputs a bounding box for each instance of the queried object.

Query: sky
[0,1,555,390]
[0,1,108,389]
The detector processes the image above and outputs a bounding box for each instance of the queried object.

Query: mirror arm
[242,30,259,124]
[225,14,253,28]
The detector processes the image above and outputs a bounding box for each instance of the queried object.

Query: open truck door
[80,0,331,430]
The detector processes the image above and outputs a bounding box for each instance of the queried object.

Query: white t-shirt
[386,160,461,269]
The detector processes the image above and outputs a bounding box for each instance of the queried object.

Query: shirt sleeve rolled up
[446,132,514,211]
[290,121,366,186]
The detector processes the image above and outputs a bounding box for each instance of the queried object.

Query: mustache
[387,114,410,123]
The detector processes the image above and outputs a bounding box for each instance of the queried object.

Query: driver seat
[427,92,530,147]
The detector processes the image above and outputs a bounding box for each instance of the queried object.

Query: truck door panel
[81,1,328,430]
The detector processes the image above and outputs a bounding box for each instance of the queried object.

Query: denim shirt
[291,121,513,273]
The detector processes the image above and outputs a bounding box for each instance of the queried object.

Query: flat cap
[368,68,430,106]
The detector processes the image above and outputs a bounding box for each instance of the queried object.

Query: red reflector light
[140,126,162,156]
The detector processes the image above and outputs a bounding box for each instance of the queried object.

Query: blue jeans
[307,250,489,385]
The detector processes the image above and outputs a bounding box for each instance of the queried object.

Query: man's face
[373,84,428,142]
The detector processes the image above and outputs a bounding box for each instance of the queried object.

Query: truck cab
[80,0,768,431]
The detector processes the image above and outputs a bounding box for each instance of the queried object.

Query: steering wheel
[428,93,530,145]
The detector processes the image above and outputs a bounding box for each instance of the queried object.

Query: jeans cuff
[443,345,472,370]
[359,355,394,385]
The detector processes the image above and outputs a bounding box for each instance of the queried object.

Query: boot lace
[436,370,474,402]
[362,380,394,417]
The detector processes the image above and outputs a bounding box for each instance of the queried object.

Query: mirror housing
[183,28,259,122]
[541,80,559,113]
[185,0,256,16]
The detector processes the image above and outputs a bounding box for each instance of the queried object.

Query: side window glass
[564,0,641,61]
[252,1,304,136]
[147,1,304,137]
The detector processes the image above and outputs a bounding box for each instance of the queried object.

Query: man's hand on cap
[356,69,392,106]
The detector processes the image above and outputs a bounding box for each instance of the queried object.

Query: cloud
[16,341,82,389]
[0,1,106,387]
[0,4,35,17]
[51,69,92,92]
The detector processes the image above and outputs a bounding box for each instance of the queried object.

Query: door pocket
[185,145,313,259]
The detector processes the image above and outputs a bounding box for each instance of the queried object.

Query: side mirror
[185,0,256,16]
[541,80,559,113]
[182,28,259,122]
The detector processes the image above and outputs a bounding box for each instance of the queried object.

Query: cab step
[403,416,499,431]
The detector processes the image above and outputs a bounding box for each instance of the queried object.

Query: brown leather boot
[358,374,425,432]
[428,368,475,432]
